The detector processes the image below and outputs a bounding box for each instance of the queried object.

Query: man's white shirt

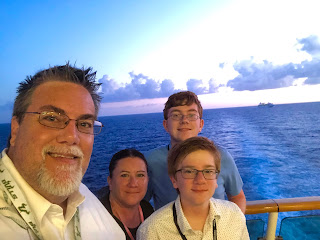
[0,149,125,240]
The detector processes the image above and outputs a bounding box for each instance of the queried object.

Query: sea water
[1,101,319,236]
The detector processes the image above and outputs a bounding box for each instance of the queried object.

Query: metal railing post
[265,212,278,240]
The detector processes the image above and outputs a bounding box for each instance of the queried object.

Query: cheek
[211,180,218,190]
[111,179,125,193]
[82,136,94,153]
[141,178,149,188]
[80,137,94,169]
[167,121,177,130]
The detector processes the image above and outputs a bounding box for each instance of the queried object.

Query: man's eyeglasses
[176,168,219,180]
[24,111,104,135]
[168,113,200,121]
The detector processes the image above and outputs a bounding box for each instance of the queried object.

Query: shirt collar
[175,195,195,234]
[174,196,221,235]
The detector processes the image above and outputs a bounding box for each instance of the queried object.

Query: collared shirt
[0,149,125,240]
[145,144,243,210]
[137,196,249,240]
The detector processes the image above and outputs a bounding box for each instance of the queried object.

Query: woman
[137,137,249,240]
[99,149,154,240]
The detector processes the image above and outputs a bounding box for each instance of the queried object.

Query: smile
[178,128,191,131]
[192,189,207,192]
[48,152,79,159]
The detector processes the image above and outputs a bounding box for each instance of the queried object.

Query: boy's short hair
[163,91,203,120]
[167,136,221,178]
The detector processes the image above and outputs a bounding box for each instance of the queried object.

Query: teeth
[49,153,76,159]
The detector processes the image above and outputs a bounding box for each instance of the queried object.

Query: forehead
[168,103,200,113]
[178,150,216,168]
[114,157,147,170]
[29,81,95,117]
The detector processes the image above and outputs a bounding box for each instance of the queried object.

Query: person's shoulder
[96,185,110,199]
[215,144,230,155]
[140,199,155,217]
[140,201,173,228]
[145,145,168,159]
[79,183,104,204]
[79,183,91,195]
[214,144,235,162]
[211,198,243,215]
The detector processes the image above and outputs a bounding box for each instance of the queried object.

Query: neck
[170,140,179,148]
[109,194,141,228]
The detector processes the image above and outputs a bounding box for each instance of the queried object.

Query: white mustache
[42,145,84,159]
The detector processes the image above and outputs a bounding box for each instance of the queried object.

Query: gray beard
[37,161,83,197]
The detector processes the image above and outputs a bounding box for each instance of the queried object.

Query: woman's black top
[98,186,154,240]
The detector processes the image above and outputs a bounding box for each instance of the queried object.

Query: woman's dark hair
[108,149,148,178]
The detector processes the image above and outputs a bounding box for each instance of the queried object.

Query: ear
[107,176,112,191]
[170,175,178,189]
[163,119,169,133]
[199,119,204,133]
[10,116,20,147]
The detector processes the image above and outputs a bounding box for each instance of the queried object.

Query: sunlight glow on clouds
[98,35,320,104]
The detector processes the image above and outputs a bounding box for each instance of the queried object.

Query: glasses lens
[187,114,199,120]
[39,112,67,128]
[77,120,103,135]
[170,114,181,120]
[181,169,196,179]
[203,169,216,179]
[93,121,103,135]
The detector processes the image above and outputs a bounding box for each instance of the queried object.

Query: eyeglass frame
[168,113,200,121]
[175,168,220,180]
[23,111,104,135]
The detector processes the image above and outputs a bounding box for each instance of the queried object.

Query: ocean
[1,101,319,236]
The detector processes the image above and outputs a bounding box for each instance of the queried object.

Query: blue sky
[1,0,320,123]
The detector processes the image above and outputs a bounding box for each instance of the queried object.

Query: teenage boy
[138,137,249,239]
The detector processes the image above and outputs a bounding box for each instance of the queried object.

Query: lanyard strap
[172,202,217,240]
[115,205,144,240]
[0,159,82,239]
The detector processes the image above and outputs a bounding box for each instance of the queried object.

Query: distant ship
[258,102,274,107]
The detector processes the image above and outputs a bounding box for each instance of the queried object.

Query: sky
[1,0,320,123]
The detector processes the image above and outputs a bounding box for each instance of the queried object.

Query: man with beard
[0,64,125,239]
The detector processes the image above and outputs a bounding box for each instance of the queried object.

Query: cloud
[208,78,224,93]
[99,72,183,102]
[186,79,207,95]
[227,60,297,91]
[297,35,320,56]
[227,36,320,91]
[98,35,320,102]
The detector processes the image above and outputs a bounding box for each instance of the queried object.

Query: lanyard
[172,202,217,240]
[0,159,82,239]
[114,205,144,240]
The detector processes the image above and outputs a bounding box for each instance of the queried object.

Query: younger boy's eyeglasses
[175,168,219,180]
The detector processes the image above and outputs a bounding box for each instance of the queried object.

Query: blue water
[1,102,319,236]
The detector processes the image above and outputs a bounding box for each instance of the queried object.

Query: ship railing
[245,196,320,240]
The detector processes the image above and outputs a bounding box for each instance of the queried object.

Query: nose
[128,176,138,187]
[180,115,190,123]
[194,171,206,184]
[56,120,80,145]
